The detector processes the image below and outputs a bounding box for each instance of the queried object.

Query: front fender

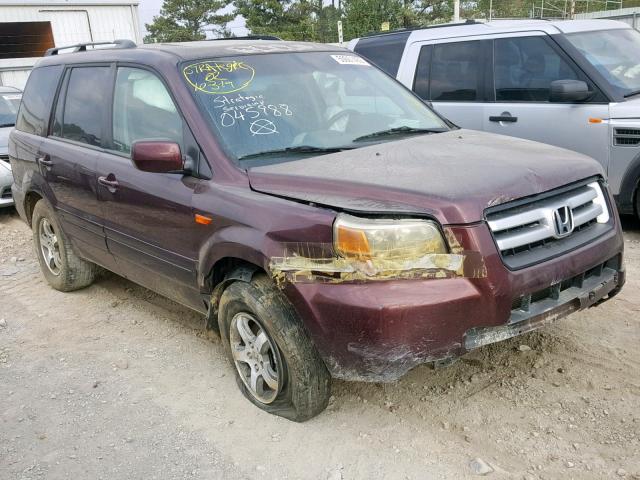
[617,149,640,215]
[197,225,272,292]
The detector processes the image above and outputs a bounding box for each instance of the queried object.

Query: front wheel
[218,274,331,421]
[32,200,98,291]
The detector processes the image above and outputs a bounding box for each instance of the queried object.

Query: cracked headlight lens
[333,214,447,259]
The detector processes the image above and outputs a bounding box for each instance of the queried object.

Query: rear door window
[494,36,580,101]
[58,67,111,147]
[430,41,483,101]
[15,65,63,136]
[111,67,184,155]
[353,32,410,76]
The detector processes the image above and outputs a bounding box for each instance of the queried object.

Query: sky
[137,0,249,37]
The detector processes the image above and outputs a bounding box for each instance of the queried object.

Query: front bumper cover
[464,261,624,351]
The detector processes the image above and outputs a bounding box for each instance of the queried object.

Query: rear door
[10,65,63,203]
[96,66,206,308]
[402,38,491,130]
[484,33,609,168]
[41,65,113,265]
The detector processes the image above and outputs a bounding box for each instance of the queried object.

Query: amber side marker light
[588,117,603,124]
[335,225,371,258]
[195,214,212,225]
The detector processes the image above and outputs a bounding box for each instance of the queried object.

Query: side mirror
[549,80,593,103]
[131,141,184,173]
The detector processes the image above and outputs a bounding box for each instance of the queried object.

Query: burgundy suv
[9,39,625,421]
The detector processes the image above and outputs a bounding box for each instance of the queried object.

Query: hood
[247,130,604,224]
[0,126,11,156]
[610,97,640,119]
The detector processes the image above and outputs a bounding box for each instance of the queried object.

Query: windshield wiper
[0,123,15,128]
[238,145,353,161]
[623,89,640,98]
[353,126,445,143]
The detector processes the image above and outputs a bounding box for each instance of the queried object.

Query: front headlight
[333,214,447,259]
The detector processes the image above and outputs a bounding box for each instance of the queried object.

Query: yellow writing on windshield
[183,60,255,94]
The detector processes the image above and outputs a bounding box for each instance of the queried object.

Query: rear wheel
[32,200,98,291]
[218,273,331,422]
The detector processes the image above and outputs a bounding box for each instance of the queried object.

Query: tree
[341,0,406,39]
[315,4,342,43]
[235,0,317,41]
[340,0,454,40]
[144,0,234,43]
[412,0,456,25]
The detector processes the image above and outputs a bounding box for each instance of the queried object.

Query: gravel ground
[1,207,639,480]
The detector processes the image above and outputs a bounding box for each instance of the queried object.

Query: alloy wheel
[229,312,282,404]
[39,218,62,276]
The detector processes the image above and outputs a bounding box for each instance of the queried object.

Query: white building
[0,0,142,89]
[575,6,640,30]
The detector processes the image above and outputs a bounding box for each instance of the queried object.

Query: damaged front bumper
[278,223,625,383]
[464,257,624,351]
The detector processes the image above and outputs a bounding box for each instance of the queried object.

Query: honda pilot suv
[9,39,625,421]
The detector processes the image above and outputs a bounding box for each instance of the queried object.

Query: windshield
[0,92,21,127]
[565,28,640,97]
[182,52,448,165]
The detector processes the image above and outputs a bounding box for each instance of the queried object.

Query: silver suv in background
[349,19,640,220]
[0,86,21,208]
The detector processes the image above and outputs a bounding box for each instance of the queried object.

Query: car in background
[0,86,22,207]
[349,19,640,221]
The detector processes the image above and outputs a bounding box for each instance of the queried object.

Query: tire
[218,273,331,422]
[32,199,98,292]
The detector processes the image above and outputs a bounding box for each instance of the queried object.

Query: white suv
[349,19,640,220]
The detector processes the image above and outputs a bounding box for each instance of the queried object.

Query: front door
[96,66,204,310]
[484,34,610,170]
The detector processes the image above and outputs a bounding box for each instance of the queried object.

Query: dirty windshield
[565,28,640,97]
[182,52,448,165]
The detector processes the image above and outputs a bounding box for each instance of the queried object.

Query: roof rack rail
[207,35,282,41]
[362,19,479,38]
[44,39,136,56]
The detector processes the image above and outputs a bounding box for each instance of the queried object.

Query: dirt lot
[1,207,639,480]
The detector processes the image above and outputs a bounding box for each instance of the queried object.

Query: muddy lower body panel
[285,252,624,383]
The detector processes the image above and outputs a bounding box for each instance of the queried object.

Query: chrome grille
[614,127,640,146]
[486,181,612,269]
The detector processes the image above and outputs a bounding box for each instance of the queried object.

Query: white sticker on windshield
[2,94,21,100]
[330,54,370,66]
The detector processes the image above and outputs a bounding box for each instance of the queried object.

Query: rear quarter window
[353,32,410,77]
[15,65,63,136]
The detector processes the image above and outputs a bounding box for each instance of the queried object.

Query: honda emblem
[553,205,574,238]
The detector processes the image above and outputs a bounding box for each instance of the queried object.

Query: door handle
[37,154,53,167]
[98,175,119,190]
[489,115,518,123]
